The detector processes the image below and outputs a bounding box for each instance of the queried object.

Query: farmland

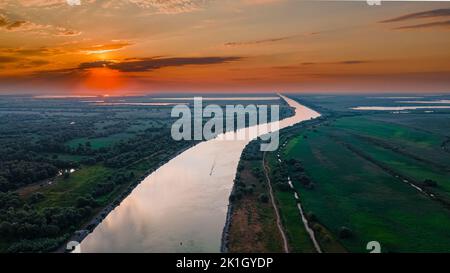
[229,94,450,253]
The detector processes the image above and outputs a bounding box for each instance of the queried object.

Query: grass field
[278,112,450,252]
[266,154,318,253]
[66,133,134,149]
[35,165,114,208]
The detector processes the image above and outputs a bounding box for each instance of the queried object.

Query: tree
[76,195,97,208]
[29,192,45,204]
[259,193,269,203]
[307,212,317,222]
[0,176,10,192]
[0,221,13,237]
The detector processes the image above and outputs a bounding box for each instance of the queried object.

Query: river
[80,95,320,252]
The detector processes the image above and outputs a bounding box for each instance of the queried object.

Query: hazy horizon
[1,1,449,95]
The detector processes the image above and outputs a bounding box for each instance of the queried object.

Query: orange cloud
[0,12,80,36]
[80,42,132,55]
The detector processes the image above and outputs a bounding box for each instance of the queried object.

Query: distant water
[149,97,280,101]
[397,100,450,104]
[80,95,320,253]
[352,106,450,111]
[93,102,187,106]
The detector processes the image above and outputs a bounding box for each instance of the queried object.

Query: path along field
[279,114,450,252]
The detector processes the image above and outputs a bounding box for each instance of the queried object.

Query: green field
[66,133,134,149]
[278,112,450,252]
[227,95,450,253]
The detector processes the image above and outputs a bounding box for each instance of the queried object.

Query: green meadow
[278,106,450,252]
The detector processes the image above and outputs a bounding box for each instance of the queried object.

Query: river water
[80,95,320,252]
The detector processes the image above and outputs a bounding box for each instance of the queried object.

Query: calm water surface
[80,95,320,252]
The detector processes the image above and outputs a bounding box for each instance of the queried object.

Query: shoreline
[220,96,321,253]
[58,143,198,253]
[62,97,296,253]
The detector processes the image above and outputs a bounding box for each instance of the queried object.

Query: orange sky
[0,0,449,95]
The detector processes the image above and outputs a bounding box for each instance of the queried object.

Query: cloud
[22,56,241,79]
[1,0,95,8]
[393,20,450,30]
[0,13,46,32]
[302,60,372,66]
[380,8,450,23]
[55,27,82,36]
[0,47,65,56]
[0,54,50,69]
[1,0,207,14]
[77,56,242,72]
[242,0,285,5]
[128,0,204,14]
[0,14,8,27]
[337,60,371,65]
[0,56,20,63]
[224,31,321,47]
[224,36,295,47]
[0,12,80,35]
[13,0,67,8]
[80,42,132,54]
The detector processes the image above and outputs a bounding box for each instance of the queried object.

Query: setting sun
[83,67,125,93]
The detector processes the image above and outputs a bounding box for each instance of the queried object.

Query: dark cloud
[302,60,371,66]
[0,13,30,31]
[28,59,50,66]
[224,36,294,47]
[224,31,324,47]
[0,12,80,35]
[6,47,64,56]
[0,56,19,63]
[25,56,242,80]
[394,20,450,30]
[0,47,66,57]
[380,8,450,23]
[78,56,242,72]
[5,20,27,30]
[55,28,82,37]
[338,60,370,65]
[0,15,8,27]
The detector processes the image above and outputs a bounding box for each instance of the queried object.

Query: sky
[0,0,449,95]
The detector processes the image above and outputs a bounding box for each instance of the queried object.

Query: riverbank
[59,142,198,252]
[75,95,311,252]
[221,144,285,252]
[222,96,322,253]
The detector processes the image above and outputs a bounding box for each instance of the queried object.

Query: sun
[83,67,125,95]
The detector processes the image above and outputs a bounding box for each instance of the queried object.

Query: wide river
[80,95,320,252]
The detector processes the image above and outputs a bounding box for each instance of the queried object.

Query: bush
[338,226,353,239]
[276,183,290,192]
[322,235,331,244]
[63,172,70,179]
[259,193,269,203]
[7,236,67,253]
[29,192,45,204]
[423,179,438,187]
[244,186,254,195]
[307,212,317,222]
[76,195,98,208]
[229,194,236,202]
[312,223,322,233]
